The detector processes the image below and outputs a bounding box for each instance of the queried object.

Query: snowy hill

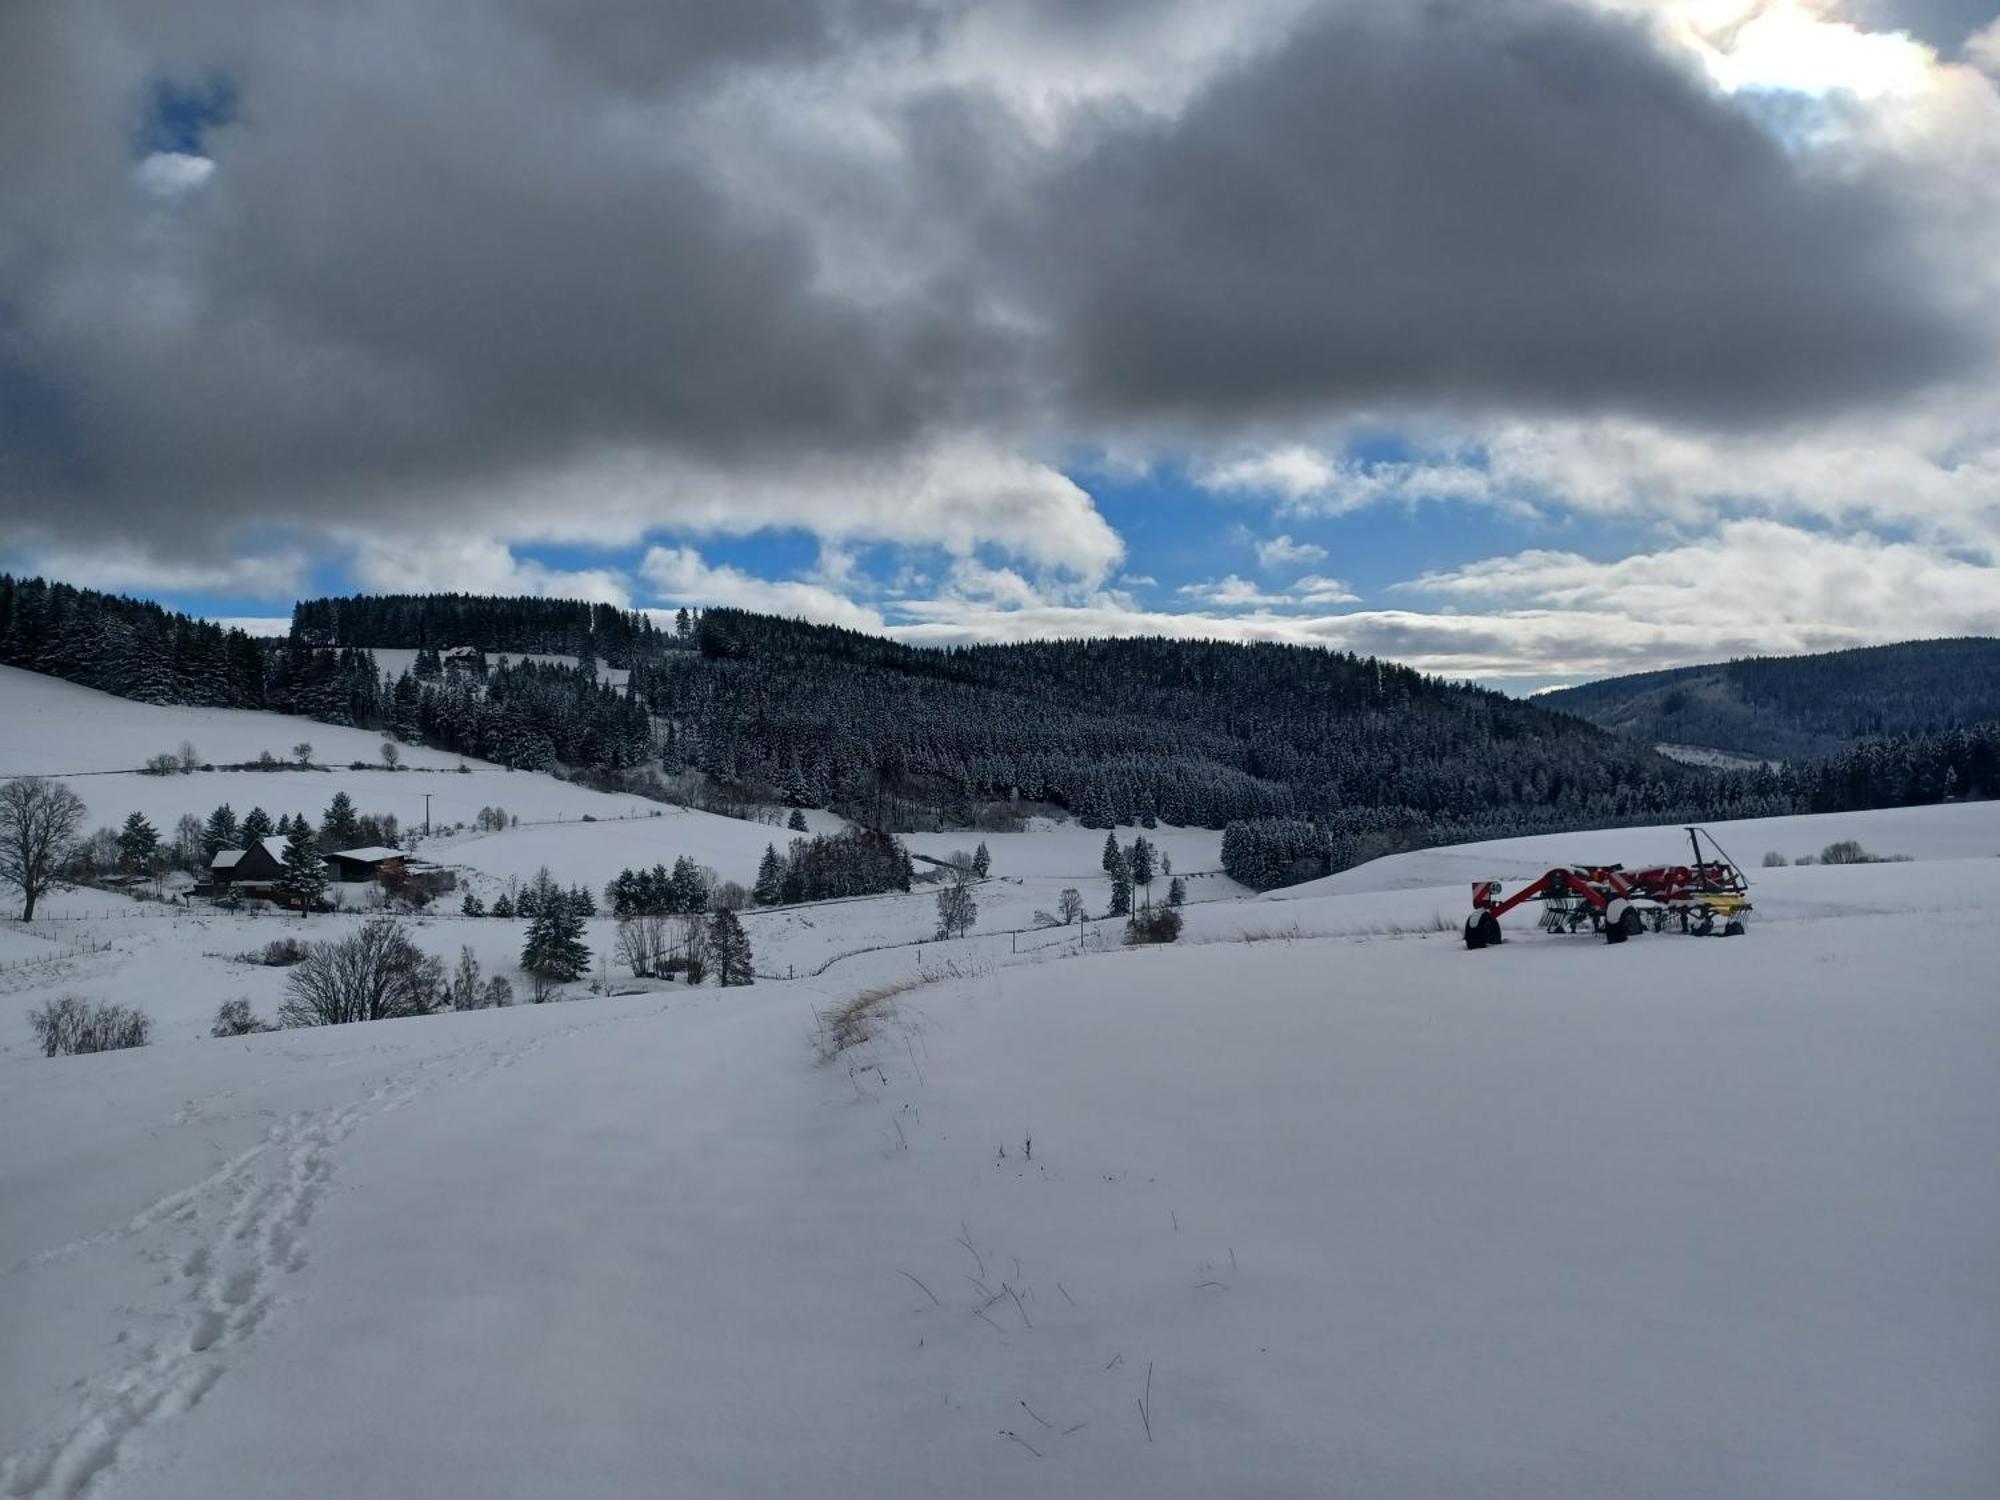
[1,798,1994,1497]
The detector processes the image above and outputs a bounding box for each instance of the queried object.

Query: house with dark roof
[209,836,290,891]
[325,846,407,883]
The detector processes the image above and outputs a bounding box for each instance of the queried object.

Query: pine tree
[521,896,590,995]
[117,812,159,874]
[568,883,597,918]
[275,813,294,837]
[1167,875,1186,907]
[753,843,786,905]
[1107,850,1132,917]
[461,891,486,917]
[707,908,753,987]
[972,841,991,877]
[491,891,515,919]
[1101,830,1120,875]
[787,808,808,833]
[321,791,361,851]
[241,806,274,843]
[1129,836,1154,905]
[201,804,239,862]
[279,818,327,913]
[668,855,708,914]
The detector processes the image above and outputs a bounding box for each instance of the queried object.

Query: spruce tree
[241,806,274,844]
[1107,850,1133,917]
[707,908,753,987]
[461,891,486,917]
[1167,875,1186,907]
[279,818,327,913]
[668,855,707,914]
[117,812,159,874]
[1101,830,1120,875]
[491,891,515,919]
[201,804,239,862]
[787,808,809,833]
[521,897,590,994]
[972,841,991,877]
[1129,836,1154,905]
[321,791,362,850]
[753,843,786,905]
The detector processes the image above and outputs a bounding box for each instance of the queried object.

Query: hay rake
[1464,826,1751,950]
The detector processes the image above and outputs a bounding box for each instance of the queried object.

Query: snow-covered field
[2,670,1996,1496]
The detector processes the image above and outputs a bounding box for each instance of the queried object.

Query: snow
[2,671,1996,1496]
[1275,800,2000,903]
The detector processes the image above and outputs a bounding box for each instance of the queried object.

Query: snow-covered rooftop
[209,849,243,869]
[328,846,402,863]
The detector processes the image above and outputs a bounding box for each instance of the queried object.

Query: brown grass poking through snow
[815,958,989,1061]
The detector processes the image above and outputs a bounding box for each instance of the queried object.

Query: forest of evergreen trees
[291,592,675,666]
[6,578,1996,877]
[1541,638,2000,760]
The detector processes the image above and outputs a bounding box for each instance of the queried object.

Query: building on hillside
[326,845,458,902]
[442,645,485,676]
[324,847,407,883]
[208,836,290,894]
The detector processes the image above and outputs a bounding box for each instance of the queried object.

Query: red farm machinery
[1464,826,1752,949]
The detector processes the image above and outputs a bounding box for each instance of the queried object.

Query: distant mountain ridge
[1539,638,2000,761]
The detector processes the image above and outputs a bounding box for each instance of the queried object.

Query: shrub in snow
[211,999,274,1037]
[1124,907,1183,945]
[1762,851,1788,867]
[482,975,514,1009]
[30,996,152,1056]
[237,936,310,967]
[278,918,444,1027]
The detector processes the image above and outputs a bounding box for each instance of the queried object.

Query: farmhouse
[208,836,289,892]
[324,846,407,883]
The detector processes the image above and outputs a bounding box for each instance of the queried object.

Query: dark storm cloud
[1012,0,1980,429]
[1844,0,1995,52]
[0,0,1985,558]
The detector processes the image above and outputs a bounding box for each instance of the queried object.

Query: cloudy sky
[3,0,1999,687]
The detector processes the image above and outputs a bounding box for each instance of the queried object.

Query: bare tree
[380,741,401,771]
[30,995,151,1055]
[0,777,89,920]
[935,869,978,940]
[278,918,443,1026]
[616,913,668,978]
[1057,887,1086,927]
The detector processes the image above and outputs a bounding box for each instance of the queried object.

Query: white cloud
[1179,574,1289,607]
[404,438,1127,585]
[133,152,215,197]
[1292,574,1359,605]
[1200,446,1498,514]
[349,537,632,606]
[1255,533,1327,570]
[1676,2,1938,100]
[639,546,884,631]
[1970,19,2000,75]
[1402,518,2000,646]
[1171,572,1358,610]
